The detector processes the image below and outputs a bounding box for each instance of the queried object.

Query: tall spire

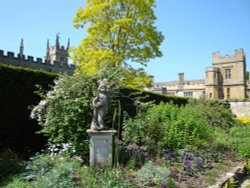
[56,32,60,48]
[46,39,50,61]
[19,38,24,56]
[47,39,50,51]
[67,38,70,50]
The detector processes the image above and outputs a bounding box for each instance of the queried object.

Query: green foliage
[1,177,32,188]
[116,142,146,169]
[188,99,234,128]
[123,101,213,153]
[204,170,219,185]
[32,159,82,188]
[0,149,24,180]
[212,127,231,150]
[136,161,174,187]
[72,0,164,88]
[95,168,136,188]
[4,152,136,188]
[30,69,188,158]
[229,126,250,159]
[24,153,55,181]
[244,159,250,175]
[30,74,97,159]
[222,178,236,188]
[0,63,57,157]
[122,101,153,146]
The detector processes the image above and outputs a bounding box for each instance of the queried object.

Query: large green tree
[72,0,164,88]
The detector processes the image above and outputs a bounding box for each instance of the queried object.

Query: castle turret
[46,33,69,65]
[67,38,70,50]
[46,39,50,62]
[19,38,24,59]
[56,32,60,48]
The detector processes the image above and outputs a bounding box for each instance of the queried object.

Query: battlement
[0,50,75,75]
[212,48,245,64]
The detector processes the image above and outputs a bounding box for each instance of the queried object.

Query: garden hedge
[118,87,188,118]
[0,63,57,158]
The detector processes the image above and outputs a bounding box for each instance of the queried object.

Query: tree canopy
[72,0,164,88]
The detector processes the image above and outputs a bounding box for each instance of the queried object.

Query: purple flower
[195,157,205,168]
[169,167,179,180]
[160,183,167,188]
[163,149,176,159]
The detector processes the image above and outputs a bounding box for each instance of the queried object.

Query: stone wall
[229,101,250,117]
[0,50,75,75]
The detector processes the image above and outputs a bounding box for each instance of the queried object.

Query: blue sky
[0,0,249,82]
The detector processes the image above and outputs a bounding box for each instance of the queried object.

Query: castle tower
[205,67,221,98]
[46,33,69,65]
[205,49,246,99]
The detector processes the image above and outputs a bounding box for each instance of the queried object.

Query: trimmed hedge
[118,87,188,118]
[0,63,57,158]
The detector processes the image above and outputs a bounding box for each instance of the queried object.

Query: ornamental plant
[135,161,175,187]
[123,101,213,154]
[229,125,250,159]
[30,74,98,159]
[234,116,250,126]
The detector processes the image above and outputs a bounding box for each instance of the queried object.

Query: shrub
[136,161,175,187]
[212,127,231,150]
[21,151,87,187]
[0,149,24,180]
[32,159,82,188]
[8,151,135,188]
[188,99,234,129]
[1,177,32,188]
[30,74,97,159]
[95,168,136,188]
[244,159,250,175]
[24,153,55,181]
[123,102,213,153]
[229,126,250,158]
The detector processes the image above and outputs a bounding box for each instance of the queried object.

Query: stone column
[87,129,116,167]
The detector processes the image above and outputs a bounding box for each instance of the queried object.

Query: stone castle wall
[212,48,245,64]
[229,101,250,118]
[0,50,75,75]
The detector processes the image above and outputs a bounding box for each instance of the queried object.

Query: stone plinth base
[87,129,116,167]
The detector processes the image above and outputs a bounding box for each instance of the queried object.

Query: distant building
[206,49,247,99]
[0,34,75,75]
[153,73,206,98]
[153,49,249,99]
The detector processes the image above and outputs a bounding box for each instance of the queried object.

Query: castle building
[46,33,70,66]
[206,49,246,99]
[0,34,75,75]
[153,48,249,100]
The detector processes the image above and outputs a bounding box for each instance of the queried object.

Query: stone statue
[91,79,109,130]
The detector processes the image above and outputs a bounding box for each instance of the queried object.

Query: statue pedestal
[87,129,116,167]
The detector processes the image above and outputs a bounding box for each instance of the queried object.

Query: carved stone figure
[91,79,109,130]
